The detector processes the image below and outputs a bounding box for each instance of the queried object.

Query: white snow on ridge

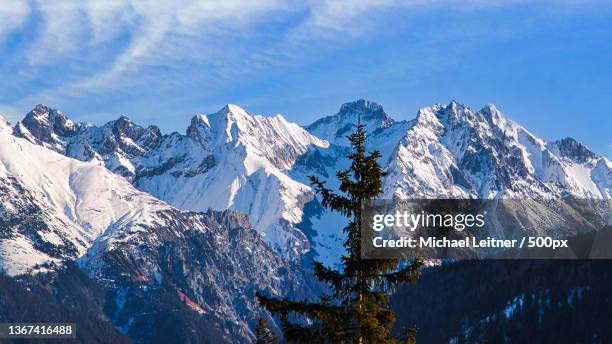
[0,122,173,275]
[135,104,329,257]
[380,102,611,200]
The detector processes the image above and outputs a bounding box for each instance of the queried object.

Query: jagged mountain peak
[186,104,255,141]
[28,103,58,117]
[133,103,328,257]
[187,104,327,153]
[479,103,502,116]
[206,103,297,130]
[16,104,79,142]
[17,105,162,148]
[111,115,136,131]
[204,104,252,125]
[548,137,597,163]
[415,101,517,138]
[104,115,163,151]
[25,104,73,125]
[12,107,168,181]
[189,113,210,126]
[338,99,391,121]
[447,99,469,112]
[418,100,478,123]
[224,103,250,116]
[306,99,394,143]
[107,114,161,133]
[385,101,611,199]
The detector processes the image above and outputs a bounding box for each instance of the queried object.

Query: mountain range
[1,99,610,342]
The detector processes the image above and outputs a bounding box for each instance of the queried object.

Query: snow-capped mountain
[304,100,610,200]
[1,114,307,342]
[138,104,328,257]
[1,114,168,275]
[11,100,612,265]
[14,104,328,258]
[380,101,611,199]
[13,105,163,180]
[300,100,610,261]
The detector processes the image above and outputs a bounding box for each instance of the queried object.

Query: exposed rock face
[80,208,306,342]
[15,105,79,144]
[549,137,597,163]
[306,99,394,144]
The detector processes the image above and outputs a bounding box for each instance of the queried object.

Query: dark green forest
[392,260,612,343]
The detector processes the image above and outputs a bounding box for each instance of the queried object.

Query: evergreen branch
[256,292,344,319]
[309,175,353,216]
[383,258,424,287]
[313,261,343,294]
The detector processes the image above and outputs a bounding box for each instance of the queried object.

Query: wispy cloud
[23,0,294,87]
[0,0,606,113]
[0,0,30,41]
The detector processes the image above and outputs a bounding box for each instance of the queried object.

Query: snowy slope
[1,113,307,341]
[135,105,329,257]
[1,115,168,275]
[15,104,329,257]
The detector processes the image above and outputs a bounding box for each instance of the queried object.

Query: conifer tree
[253,317,278,344]
[257,118,424,343]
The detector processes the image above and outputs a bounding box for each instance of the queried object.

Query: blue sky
[0,0,610,157]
